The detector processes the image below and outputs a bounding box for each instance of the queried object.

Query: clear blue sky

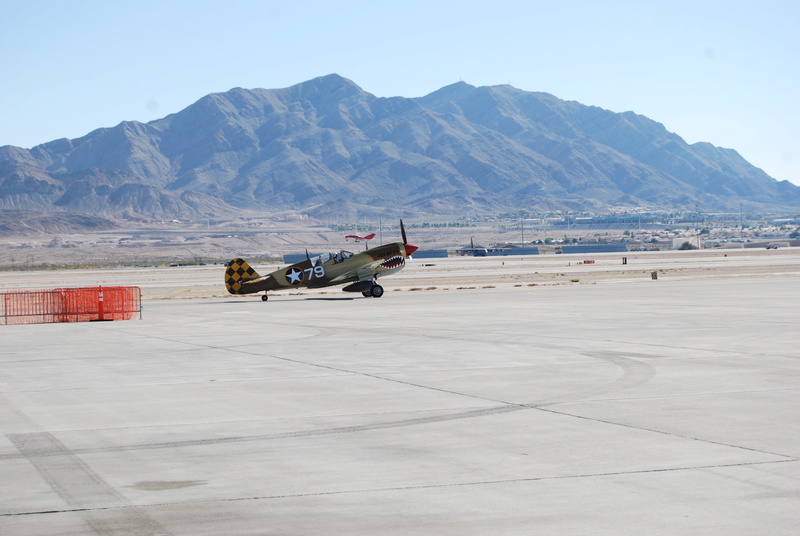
[2,0,798,185]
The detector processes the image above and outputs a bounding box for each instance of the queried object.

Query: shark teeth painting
[380,255,406,270]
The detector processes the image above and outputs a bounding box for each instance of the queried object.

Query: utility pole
[740,203,744,240]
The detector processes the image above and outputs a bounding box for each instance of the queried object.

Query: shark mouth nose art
[380,255,405,269]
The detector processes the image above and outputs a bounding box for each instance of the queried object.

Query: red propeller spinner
[400,219,418,256]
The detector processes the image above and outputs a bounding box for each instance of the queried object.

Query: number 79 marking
[304,266,325,279]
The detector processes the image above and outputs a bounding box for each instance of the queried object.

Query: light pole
[740,203,744,241]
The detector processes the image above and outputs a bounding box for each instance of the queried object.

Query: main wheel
[362,291,371,297]
[261,294,268,302]
[370,284,384,298]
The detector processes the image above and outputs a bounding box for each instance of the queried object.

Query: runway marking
[6,432,172,535]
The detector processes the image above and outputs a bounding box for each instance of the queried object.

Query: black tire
[370,284,384,298]
[362,291,371,297]
[261,294,268,302]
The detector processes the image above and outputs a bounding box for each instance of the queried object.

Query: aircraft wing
[322,260,381,285]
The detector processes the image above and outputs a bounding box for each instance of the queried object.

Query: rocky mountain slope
[2,74,798,221]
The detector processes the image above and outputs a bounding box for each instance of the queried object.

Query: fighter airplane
[225,220,418,301]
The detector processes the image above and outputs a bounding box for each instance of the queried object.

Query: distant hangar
[285,243,627,263]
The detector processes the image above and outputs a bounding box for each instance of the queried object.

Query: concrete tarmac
[1,258,799,534]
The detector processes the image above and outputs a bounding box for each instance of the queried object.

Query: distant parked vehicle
[766,244,779,249]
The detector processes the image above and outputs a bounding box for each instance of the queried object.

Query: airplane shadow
[216,296,357,304]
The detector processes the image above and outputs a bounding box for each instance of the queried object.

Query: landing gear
[261,294,268,302]
[361,284,384,298]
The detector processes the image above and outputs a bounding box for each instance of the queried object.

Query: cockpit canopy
[313,250,354,265]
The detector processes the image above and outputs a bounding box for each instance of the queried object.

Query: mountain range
[2,73,799,222]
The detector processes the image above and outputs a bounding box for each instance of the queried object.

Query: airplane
[456,237,488,256]
[345,231,376,250]
[344,232,376,242]
[224,220,418,301]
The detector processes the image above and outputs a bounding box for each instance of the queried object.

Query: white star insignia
[286,268,303,285]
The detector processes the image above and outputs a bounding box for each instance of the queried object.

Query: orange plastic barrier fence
[1,286,141,325]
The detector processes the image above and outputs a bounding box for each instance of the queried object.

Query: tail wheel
[261,294,268,302]
[370,284,384,298]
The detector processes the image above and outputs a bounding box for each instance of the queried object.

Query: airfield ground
[0,246,799,300]
[1,249,799,535]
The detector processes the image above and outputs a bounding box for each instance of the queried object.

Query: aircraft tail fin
[225,258,260,294]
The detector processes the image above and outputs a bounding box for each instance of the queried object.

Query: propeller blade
[400,219,418,256]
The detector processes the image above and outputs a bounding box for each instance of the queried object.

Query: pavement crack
[535,406,798,461]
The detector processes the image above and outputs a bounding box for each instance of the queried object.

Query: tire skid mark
[0,352,657,463]
[7,432,172,535]
[581,351,657,392]
[3,406,524,460]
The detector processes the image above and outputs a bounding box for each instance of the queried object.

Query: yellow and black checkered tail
[225,258,260,294]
